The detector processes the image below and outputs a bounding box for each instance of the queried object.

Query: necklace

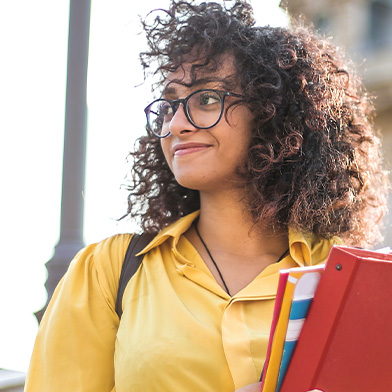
[194,223,290,296]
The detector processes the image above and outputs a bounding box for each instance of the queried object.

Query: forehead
[164,54,238,93]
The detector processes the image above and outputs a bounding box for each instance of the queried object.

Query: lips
[172,142,212,156]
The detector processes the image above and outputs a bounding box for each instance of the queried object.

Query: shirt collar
[137,210,343,266]
[136,210,200,255]
[288,227,344,266]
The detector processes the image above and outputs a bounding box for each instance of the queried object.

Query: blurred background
[0,0,391,388]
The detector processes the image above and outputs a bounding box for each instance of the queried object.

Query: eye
[198,91,221,106]
[158,101,173,117]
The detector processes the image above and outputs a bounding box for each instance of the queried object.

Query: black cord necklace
[195,223,231,295]
[194,223,290,296]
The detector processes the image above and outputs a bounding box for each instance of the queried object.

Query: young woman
[25,1,388,391]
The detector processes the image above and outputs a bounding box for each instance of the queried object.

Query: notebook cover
[262,266,324,392]
[280,246,392,392]
[260,271,289,388]
[276,268,323,391]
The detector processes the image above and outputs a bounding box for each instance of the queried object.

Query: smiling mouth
[173,144,212,156]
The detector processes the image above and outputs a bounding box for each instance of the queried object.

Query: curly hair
[126,0,388,246]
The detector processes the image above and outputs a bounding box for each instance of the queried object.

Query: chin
[173,172,210,191]
[175,177,204,191]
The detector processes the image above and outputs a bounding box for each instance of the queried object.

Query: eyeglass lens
[147,90,224,136]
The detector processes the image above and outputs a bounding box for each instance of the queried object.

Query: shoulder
[86,233,134,267]
[71,233,133,270]
[64,234,134,304]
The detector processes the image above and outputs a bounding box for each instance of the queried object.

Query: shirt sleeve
[24,234,132,392]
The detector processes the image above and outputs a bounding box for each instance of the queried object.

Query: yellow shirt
[25,211,342,392]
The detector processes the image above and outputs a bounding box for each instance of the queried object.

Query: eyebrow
[163,77,233,97]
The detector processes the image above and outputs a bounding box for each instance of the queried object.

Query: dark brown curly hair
[126,0,388,246]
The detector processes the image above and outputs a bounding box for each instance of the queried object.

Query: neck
[196,190,288,261]
[185,190,289,295]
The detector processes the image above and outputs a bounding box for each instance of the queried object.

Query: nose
[168,103,198,136]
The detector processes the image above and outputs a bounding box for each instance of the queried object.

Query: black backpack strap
[115,233,154,319]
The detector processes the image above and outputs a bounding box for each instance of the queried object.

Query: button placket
[221,298,258,390]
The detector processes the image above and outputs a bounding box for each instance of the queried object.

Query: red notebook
[280,245,392,392]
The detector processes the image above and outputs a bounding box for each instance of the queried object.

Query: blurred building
[0,369,25,391]
[283,0,392,244]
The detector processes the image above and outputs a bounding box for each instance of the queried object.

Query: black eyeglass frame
[144,88,245,138]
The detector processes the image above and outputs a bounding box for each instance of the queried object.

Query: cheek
[227,106,254,135]
[228,120,253,155]
[160,139,173,170]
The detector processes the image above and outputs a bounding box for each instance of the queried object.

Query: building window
[369,0,392,49]
[315,14,332,36]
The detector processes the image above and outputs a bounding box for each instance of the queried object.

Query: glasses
[144,88,244,138]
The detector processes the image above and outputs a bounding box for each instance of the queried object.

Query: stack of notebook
[261,245,392,392]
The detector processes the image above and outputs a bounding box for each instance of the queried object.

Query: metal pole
[35,0,91,322]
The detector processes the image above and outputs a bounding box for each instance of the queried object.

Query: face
[159,55,254,194]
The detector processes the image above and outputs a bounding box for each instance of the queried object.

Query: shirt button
[176,268,185,276]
